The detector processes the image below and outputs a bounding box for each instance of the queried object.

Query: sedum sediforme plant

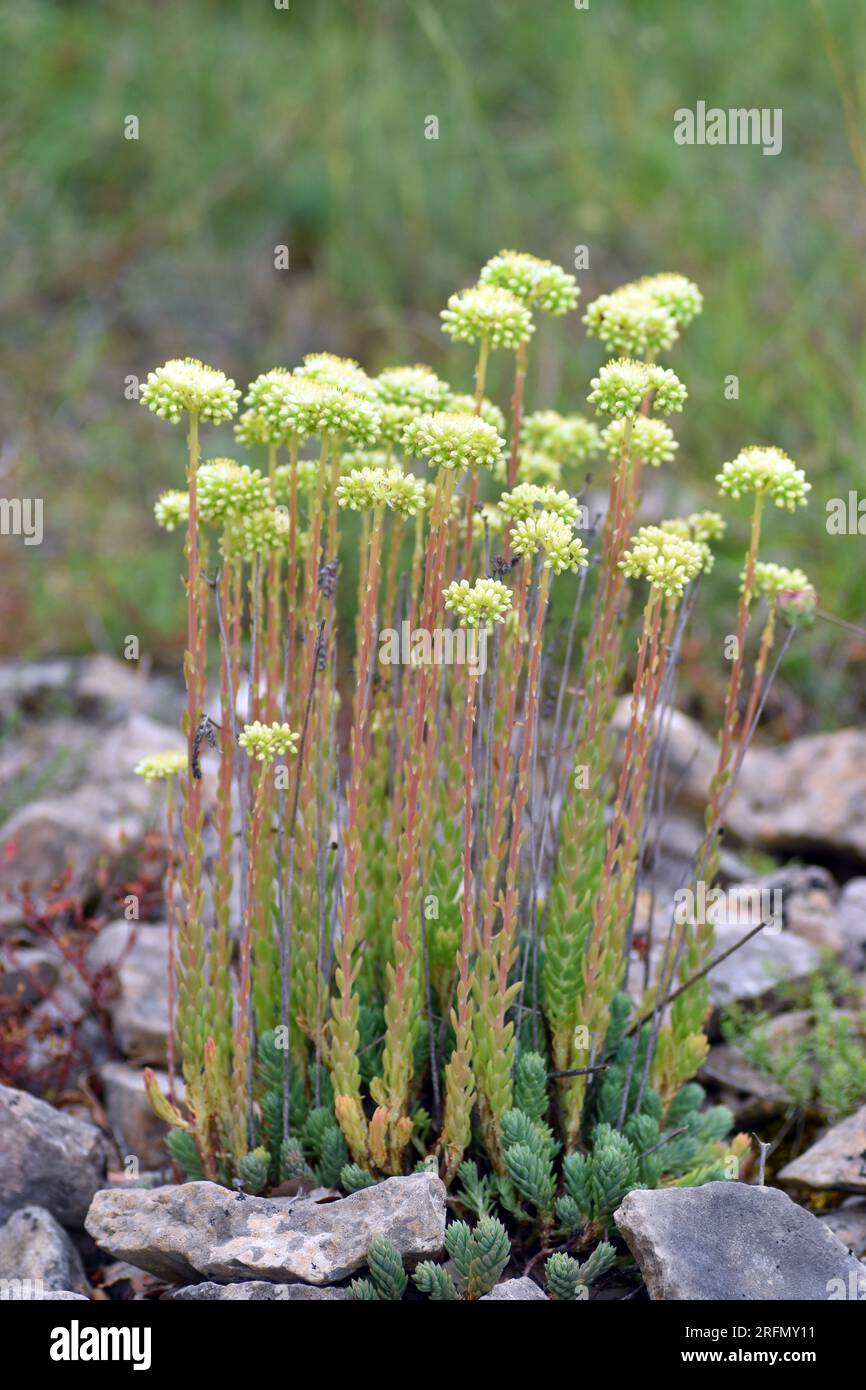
[135,257,809,1278]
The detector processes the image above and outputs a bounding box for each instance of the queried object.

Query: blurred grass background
[2,0,865,725]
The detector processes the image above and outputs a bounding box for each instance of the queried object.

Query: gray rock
[479,1277,547,1301]
[779,1106,866,1194]
[164,1281,352,1300]
[702,924,821,1009]
[838,879,866,971]
[729,729,866,863]
[819,1199,866,1257]
[0,712,184,906]
[0,1084,108,1226]
[86,922,170,1066]
[86,1174,446,1285]
[100,1062,181,1169]
[0,1206,89,1295]
[0,948,61,1011]
[615,1181,865,1300]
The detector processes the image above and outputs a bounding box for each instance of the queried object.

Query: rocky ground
[1,655,866,1301]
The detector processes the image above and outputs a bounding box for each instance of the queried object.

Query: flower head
[749,561,812,598]
[294,352,374,398]
[619,525,705,596]
[272,458,322,503]
[443,577,513,628]
[134,751,187,782]
[660,512,725,571]
[238,720,299,764]
[602,416,678,468]
[335,466,390,512]
[521,411,601,466]
[479,250,579,316]
[446,392,507,434]
[716,447,810,511]
[777,584,818,628]
[154,490,190,532]
[242,370,324,445]
[402,412,504,471]
[499,482,580,524]
[376,402,422,445]
[221,505,300,561]
[584,285,680,358]
[312,387,382,446]
[140,358,240,424]
[383,467,427,517]
[197,459,270,524]
[637,273,703,328]
[498,449,562,485]
[441,285,534,350]
[510,511,589,575]
[587,359,687,418]
[374,365,451,412]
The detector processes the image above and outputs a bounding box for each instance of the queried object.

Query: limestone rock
[86,1175,446,1286]
[0,1084,108,1227]
[479,1277,547,1301]
[615,1181,865,1300]
[778,1105,866,1194]
[0,1206,89,1295]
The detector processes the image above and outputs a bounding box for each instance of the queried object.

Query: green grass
[3,0,865,723]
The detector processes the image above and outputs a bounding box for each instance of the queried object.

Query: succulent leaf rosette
[441,285,534,351]
[602,416,678,468]
[619,525,705,597]
[443,577,513,628]
[588,359,687,419]
[238,720,300,764]
[402,412,504,472]
[715,446,810,511]
[510,510,589,575]
[479,250,579,316]
[140,358,240,424]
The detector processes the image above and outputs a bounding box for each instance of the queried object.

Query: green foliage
[349,1277,380,1301]
[165,1128,204,1181]
[513,1050,550,1124]
[445,1217,512,1300]
[722,964,866,1122]
[279,1136,314,1182]
[340,1164,380,1193]
[237,1146,270,1195]
[413,1263,461,1301]
[455,1160,494,1219]
[545,1241,616,1300]
[366,1236,408,1301]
